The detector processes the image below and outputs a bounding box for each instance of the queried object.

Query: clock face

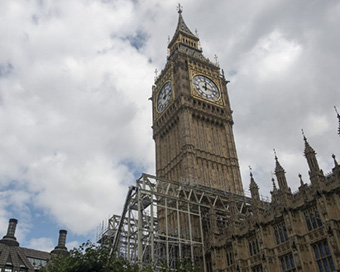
[157,81,172,112]
[193,75,220,101]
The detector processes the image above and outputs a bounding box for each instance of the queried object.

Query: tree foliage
[41,241,195,272]
[40,241,141,272]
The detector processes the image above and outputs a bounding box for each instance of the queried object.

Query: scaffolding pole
[98,173,252,271]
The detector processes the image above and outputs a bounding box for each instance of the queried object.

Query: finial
[298,173,304,186]
[273,148,278,160]
[195,28,199,37]
[272,177,277,190]
[177,3,183,13]
[332,154,339,167]
[154,68,158,81]
[249,165,253,177]
[301,129,307,141]
[335,106,340,137]
[214,54,219,66]
[168,36,170,44]
[270,171,275,179]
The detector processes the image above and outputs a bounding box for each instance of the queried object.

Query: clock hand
[163,90,168,100]
[203,82,208,91]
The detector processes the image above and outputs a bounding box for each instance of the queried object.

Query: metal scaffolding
[98,173,252,271]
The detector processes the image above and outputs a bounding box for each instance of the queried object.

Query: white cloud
[26,237,55,252]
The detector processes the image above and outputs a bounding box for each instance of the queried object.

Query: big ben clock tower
[152,6,243,194]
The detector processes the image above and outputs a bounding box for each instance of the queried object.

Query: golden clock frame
[153,66,175,121]
[188,66,224,107]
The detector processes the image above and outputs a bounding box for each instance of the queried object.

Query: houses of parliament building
[98,6,340,272]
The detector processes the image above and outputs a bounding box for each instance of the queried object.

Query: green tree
[40,241,141,272]
[41,241,195,272]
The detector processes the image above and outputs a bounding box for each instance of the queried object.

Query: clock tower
[152,6,243,194]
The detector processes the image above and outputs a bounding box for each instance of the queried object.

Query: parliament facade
[98,7,340,272]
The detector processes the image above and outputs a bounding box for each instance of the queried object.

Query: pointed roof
[176,5,195,37]
[274,149,285,174]
[302,129,316,155]
[249,166,258,189]
[168,4,199,49]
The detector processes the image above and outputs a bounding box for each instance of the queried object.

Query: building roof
[0,219,68,271]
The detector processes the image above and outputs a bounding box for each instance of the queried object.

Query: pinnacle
[274,149,285,173]
[176,9,195,37]
[301,129,316,155]
[272,178,277,191]
[249,166,257,188]
[332,154,339,167]
[298,173,304,186]
[169,4,197,48]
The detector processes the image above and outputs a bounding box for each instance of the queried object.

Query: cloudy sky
[0,0,339,251]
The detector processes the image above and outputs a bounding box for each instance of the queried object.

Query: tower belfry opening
[98,7,340,272]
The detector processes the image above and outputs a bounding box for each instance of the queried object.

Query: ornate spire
[301,129,320,173]
[302,129,316,156]
[249,167,258,189]
[168,4,201,56]
[332,154,339,167]
[272,177,277,191]
[274,149,285,174]
[249,166,261,203]
[335,106,340,137]
[273,150,290,193]
[249,166,256,185]
[174,4,195,37]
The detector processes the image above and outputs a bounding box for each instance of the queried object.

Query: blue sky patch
[0,62,13,77]
[124,30,148,51]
